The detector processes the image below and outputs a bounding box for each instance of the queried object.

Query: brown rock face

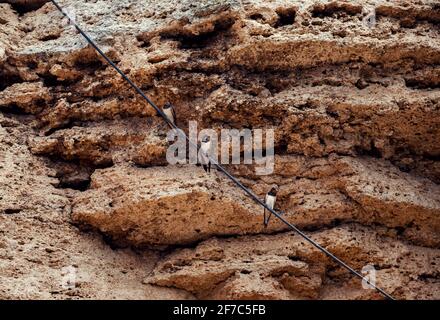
[71,157,440,248]
[3,1,50,13]
[0,0,439,299]
[146,225,440,300]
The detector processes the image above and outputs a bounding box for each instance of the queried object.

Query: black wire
[50,0,395,300]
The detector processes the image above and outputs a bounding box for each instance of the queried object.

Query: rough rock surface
[146,225,440,300]
[72,156,440,248]
[0,0,439,299]
[0,114,191,299]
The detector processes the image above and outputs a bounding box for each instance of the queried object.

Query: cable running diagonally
[50,0,395,300]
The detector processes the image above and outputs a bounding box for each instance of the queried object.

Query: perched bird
[162,102,176,127]
[199,135,212,173]
[264,185,279,227]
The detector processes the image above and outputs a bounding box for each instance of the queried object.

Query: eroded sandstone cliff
[0,0,439,299]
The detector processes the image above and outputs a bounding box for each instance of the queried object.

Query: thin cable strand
[50,0,395,300]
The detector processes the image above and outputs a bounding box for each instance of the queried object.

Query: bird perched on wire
[264,185,280,227]
[199,135,212,173]
[162,102,176,128]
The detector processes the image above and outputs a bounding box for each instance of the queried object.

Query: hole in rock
[40,73,63,87]
[312,3,362,18]
[136,35,151,49]
[326,109,339,119]
[39,71,79,89]
[74,58,105,73]
[58,178,91,191]
[40,33,61,42]
[162,17,235,49]
[274,143,288,155]
[355,79,369,90]
[48,157,112,192]
[354,142,382,159]
[418,273,439,281]
[28,61,38,70]
[330,218,343,227]
[288,255,302,262]
[275,8,296,27]
[4,208,22,214]
[0,103,30,116]
[7,0,50,14]
[0,74,23,92]
[101,233,122,250]
[404,78,440,90]
[43,120,78,136]
[249,13,264,21]
[395,226,405,236]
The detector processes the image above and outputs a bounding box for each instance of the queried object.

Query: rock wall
[0,0,439,299]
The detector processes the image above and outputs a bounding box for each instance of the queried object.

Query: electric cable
[50,0,395,300]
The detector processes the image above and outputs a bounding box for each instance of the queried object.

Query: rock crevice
[0,0,439,299]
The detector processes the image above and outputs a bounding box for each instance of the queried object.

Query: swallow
[163,102,176,128]
[264,185,279,227]
[199,135,211,173]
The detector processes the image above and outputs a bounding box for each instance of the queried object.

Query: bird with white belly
[199,135,212,173]
[264,185,281,227]
[162,102,177,127]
